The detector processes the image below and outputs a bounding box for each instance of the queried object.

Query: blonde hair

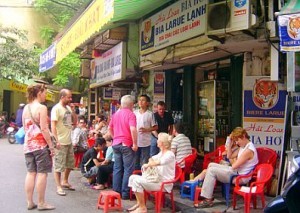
[158,132,172,150]
[231,127,250,141]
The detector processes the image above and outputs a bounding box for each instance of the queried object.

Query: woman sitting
[195,127,258,208]
[128,132,175,213]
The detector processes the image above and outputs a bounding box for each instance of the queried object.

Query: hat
[19,103,25,107]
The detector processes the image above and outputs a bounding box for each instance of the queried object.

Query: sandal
[37,203,55,211]
[27,204,37,210]
[62,184,75,191]
[56,188,66,196]
[194,199,214,208]
[127,204,139,212]
[92,185,105,190]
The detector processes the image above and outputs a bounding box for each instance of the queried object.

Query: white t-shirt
[237,142,258,175]
[152,150,176,192]
[134,109,157,147]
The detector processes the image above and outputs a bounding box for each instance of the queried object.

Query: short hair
[174,122,184,134]
[140,94,150,102]
[26,84,47,102]
[230,127,250,141]
[78,115,86,123]
[157,101,166,107]
[158,132,172,150]
[59,89,71,99]
[95,137,106,147]
[120,95,135,108]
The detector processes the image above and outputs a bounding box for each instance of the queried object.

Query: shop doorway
[2,90,11,119]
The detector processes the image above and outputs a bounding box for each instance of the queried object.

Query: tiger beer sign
[243,77,287,154]
[278,14,300,51]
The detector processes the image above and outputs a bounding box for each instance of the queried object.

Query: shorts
[25,148,52,173]
[54,144,75,172]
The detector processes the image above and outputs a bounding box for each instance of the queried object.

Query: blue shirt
[16,108,24,127]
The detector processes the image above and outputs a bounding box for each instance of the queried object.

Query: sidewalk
[72,169,273,213]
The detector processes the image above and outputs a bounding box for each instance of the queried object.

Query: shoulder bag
[28,105,57,148]
[142,166,160,183]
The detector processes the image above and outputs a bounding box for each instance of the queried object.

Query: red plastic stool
[194,187,202,205]
[97,190,123,213]
[74,152,84,168]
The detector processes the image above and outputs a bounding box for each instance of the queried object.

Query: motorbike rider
[16,103,25,128]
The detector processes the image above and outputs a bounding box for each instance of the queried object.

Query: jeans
[135,146,150,170]
[150,135,159,157]
[113,144,135,198]
[83,166,99,178]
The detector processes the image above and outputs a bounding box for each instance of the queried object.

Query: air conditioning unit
[79,59,90,79]
[206,0,253,35]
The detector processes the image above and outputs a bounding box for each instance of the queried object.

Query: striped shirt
[171,134,192,168]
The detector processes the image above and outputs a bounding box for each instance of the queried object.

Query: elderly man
[105,95,137,200]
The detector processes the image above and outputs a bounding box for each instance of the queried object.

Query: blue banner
[39,44,56,72]
[278,14,300,52]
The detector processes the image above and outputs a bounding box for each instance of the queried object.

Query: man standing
[134,94,157,169]
[51,89,77,196]
[150,101,174,156]
[106,95,137,199]
[16,103,25,127]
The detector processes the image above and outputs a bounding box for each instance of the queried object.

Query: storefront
[138,0,274,154]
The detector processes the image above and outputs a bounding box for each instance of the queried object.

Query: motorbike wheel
[8,132,16,144]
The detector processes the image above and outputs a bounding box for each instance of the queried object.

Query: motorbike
[6,122,18,144]
[264,154,300,213]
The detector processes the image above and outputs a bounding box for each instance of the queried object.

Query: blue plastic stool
[180,180,198,201]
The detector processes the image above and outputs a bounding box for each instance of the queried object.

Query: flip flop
[62,184,75,191]
[127,204,139,212]
[194,199,214,208]
[27,204,37,210]
[37,203,55,211]
[56,188,66,196]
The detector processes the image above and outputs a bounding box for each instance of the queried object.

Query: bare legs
[54,168,72,194]
[132,191,147,213]
[25,172,53,209]
[25,172,36,208]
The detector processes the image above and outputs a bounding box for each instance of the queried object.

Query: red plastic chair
[129,170,142,200]
[177,148,197,183]
[232,164,274,213]
[202,145,226,169]
[256,147,277,192]
[223,147,277,207]
[144,164,182,213]
[87,138,95,148]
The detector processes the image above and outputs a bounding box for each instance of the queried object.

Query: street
[0,137,110,213]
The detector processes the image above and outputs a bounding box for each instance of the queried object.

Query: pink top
[24,119,47,154]
[109,108,136,147]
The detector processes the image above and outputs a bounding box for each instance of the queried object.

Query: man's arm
[130,126,138,151]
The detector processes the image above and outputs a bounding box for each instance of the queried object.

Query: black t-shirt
[154,111,174,134]
[81,147,98,173]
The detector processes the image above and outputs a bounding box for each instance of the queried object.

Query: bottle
[189,173,194,180]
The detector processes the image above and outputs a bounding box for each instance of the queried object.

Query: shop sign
[278,14,300,51]
[90,42,126,88]
[243,77,287,155]
[56,0,114,63]
[9,80,55,102]
[39,44,56,72]
[103,87,121,100]
[140,0,207,55]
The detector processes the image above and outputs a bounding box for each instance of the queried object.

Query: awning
[55,0,172,63]
[276,0,300,16]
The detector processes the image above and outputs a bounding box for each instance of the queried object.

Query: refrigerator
[197,80,230,155]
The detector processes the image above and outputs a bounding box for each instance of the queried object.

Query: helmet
[19,103,25,107]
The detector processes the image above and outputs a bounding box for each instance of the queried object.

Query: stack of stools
[97,190,123,213]
[180,180,199,201]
